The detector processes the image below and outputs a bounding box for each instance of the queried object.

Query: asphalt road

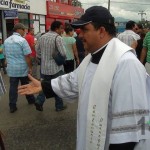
[0,73,77,150]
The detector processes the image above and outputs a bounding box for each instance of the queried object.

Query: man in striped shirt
[35,21,67,111]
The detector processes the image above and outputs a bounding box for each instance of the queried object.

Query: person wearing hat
[18,6,150,150]
[0,37,7,74]
[4,23,35,113]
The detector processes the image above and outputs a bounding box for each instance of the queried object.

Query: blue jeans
[9,76,35,109]
[36,70,64,109]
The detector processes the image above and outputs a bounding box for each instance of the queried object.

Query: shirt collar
[93,43,108,55]
[13,32,21,37]
[91,43,108,64]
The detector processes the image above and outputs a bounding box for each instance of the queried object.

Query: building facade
[46,0,84,31]
[0,0,84,39]
[0,0,46,40]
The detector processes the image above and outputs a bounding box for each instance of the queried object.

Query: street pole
[138,11,146,21]
[108,0,110,11]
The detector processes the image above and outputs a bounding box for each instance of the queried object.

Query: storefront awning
[46,1,84,19]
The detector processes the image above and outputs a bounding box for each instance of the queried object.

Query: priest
[18,6,150,150]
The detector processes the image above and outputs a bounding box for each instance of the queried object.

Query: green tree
[72,0,82,7]
[138,20,150,29]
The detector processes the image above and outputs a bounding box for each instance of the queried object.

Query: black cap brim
[71,20,92,29]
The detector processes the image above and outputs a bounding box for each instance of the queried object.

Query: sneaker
[10,107,17,113]
[34,102,43,111]
[56,105,67,112]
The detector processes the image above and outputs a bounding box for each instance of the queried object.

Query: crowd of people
[1,20,86,114]
[1,5,150,150]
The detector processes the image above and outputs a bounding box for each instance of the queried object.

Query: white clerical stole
[78,38,133,150]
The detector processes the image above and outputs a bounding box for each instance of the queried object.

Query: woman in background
[62,26,79,73]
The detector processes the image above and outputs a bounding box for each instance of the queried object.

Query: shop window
[33,21,40,34]
[36,15,39,20]
[40,16,45,25]
[33,15,36,20]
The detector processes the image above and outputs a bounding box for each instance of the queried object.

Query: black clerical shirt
[91,45,107,64]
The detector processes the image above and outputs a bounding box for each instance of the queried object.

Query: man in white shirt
[18,6,150,150]
[117,20,140,49]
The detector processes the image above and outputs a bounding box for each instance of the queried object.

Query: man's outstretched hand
[18,74,42,95]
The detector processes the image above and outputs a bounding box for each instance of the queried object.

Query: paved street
[0,73,77,150]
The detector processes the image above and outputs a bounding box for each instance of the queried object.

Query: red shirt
[25,33,36,57]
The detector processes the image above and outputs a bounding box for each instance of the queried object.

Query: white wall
[0,0,47,15]
[30,0,46,15]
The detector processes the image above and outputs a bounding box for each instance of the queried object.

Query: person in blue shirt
[4,23,35,113]
[0,38,6,74]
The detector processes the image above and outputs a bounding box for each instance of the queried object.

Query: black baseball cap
[71,6,114,28]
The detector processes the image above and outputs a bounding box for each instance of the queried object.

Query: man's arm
[72,43,80,65]
[18,70,79,101]
[35,39,41,58]
[0,47,2,54]
[140,47,147,64]
[131,40,138,49]
[18,74,56,98]
[18,74,42,95]
[56,36,66,57]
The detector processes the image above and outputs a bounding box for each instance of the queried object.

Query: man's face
[79,23,101,53]
[19,28,25,37]
[56,25,64,35]
[133,24,139,33]
[31,29,34,35]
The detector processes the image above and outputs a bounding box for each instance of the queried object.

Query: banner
[4,9,18,19]
[47,1,84,19]
[0,0,30,12]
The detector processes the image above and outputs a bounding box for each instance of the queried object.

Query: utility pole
[108,0,110,11]
[138,11,146,21]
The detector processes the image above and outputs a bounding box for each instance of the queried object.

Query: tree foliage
[72,0,82,7]
[138,20,150,29]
